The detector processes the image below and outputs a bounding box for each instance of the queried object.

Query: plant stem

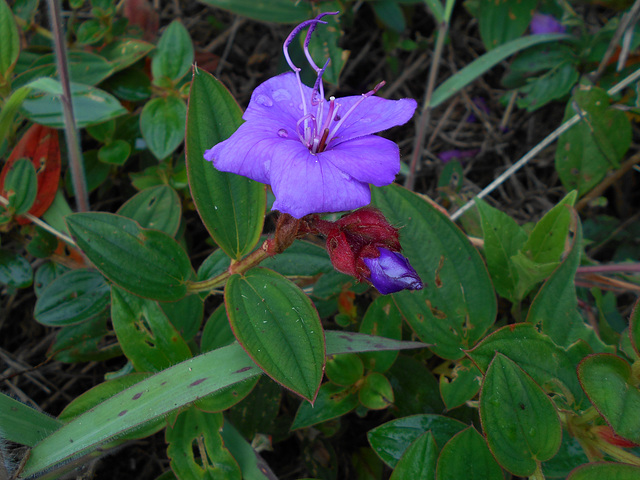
[46,0,89,212]
[577,263,640,275]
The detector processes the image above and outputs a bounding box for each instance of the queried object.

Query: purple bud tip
[530,13,566,35]
[363,248,423,295]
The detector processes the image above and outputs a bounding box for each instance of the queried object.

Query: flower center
[283,12,385,155]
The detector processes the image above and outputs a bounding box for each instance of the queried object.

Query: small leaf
[436,426,503,480]
[439,358,482,410]
[34,269,110,326]
[2,157,37,215]
[140,95,186,160]
[578,354,640,444]
[76,18,107,45]
[66,212,193,301]
[325,353,364,386]
[98,139,130,166]
[0,249,33,288]
[388,356,444,416]
[359,296,402,373]
[480,354,562,476]
[478,0,537,50]
[291,382,359,430]
[389,431,437,480]
[359,372,394,410]
[367,414,467,468]
[111,286,192,372]
[151,20,193,84]
[99,38,155,73]
[116,185,181,236]
[225,268,325,402]
[186,67,265,259]
[166,409,241,479]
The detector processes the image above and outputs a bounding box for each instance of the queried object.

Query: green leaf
[0,392,61,447]
[34,269,110,326]
[0,86,31,143]
[13,50,115,88]
[629,300,640,357]
[527,215,612,352]
[325,353,364,386]
[577,354,640,444]
[160,293,204,342]
[21,79,127,128]
[0,0,20,82]
[325,331,427,356]
[76,18,107,45]
[567,462,640,480]
[151,20,193,84]
[100,67,151,102]
[372,184,496,360]
[467,323,587,408]
[516,62,579,112]
[371,0,406,33]
[140,95,187,160]
[111,286,192,372]
[195,0,312,23]
[475,198,528,302]
[225,377,281,439]
[220,421,277,480]
[166,409,241,479]
[480,354,562,476]
[0,249,33,288]
[98,139,131,166]
[359,372,394,410]
[66,212,193,301]
[439,358,482,410]
[431,33,570,108]
[388,355,444,416]
[389,431,437,480]
[478,0,537,50]
[260,239,333,277]
[542,432,589,478]
[186,67,265,259]
[117,185,182,237]
[436,426,503,480]
[359,296,403,373]
[225,268,324,402]
[368,414,467,468]
[291,382,359,430]
[556,83,632,195]
[3,157,37,215]
[99,38,155,73]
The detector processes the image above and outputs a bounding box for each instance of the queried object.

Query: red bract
[594,425,640,448]
[0,124,61,225]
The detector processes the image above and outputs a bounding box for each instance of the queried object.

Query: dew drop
[277,128,288,138]
[272,89,291,101]
[256,95,273,107]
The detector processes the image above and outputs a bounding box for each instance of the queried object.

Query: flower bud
[362,248,423,294]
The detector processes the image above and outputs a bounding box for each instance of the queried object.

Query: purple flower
[204,12,417,219]
[438,149,479,164]
[362,248,423,295]
[530,13,565,35]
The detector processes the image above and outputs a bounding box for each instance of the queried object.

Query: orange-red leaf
[1,124,61,224]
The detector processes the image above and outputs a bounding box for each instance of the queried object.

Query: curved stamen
[296,113,316,148]
[327,81,386,144]
[303,12,339,73]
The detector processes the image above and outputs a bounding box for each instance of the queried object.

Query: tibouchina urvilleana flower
[363,248,423,295]
[204,12,417,219]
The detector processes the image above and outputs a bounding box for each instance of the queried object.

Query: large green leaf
[186,67,265,259]
[195,0,311,23]
[480,354,562,476]
[578,354,640,444]
[389,431,437,480]
[21,78,127,128]
[66,212,192,301]
[372,184,496,360]
[436,426,503,480]
[0,0,19,82]
[21,332,416,476]
[225,268,324,402]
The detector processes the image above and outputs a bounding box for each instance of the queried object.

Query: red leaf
[1,124,61,224]
[124,0,159,41]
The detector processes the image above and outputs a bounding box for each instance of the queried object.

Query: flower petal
[205,121,299,184]
[269,141,371,218]
[243,72,315,128]
[322,136,400,186]
[330,95,417,143]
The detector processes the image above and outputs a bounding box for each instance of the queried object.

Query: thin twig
[450,66,640,222]
[46,0,89,212]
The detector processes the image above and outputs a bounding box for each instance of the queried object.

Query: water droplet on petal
[272,89,292,102]
[360,117,372,124]
[277,128,288,138]
[339,170,352,180]
[256,94,273,107]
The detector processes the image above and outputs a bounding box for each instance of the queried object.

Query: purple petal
[243,72,314,127]
[530,13,565,35]
[268,141,371,218]
[205,121,296,184]
[322,136,400,186]
[363,248,423,295]
[331,95,417,143]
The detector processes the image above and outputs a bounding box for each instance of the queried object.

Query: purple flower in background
[438,149,479,164]
[205,12,417,219]
[530,13,566,35]
[363,248,423,295]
